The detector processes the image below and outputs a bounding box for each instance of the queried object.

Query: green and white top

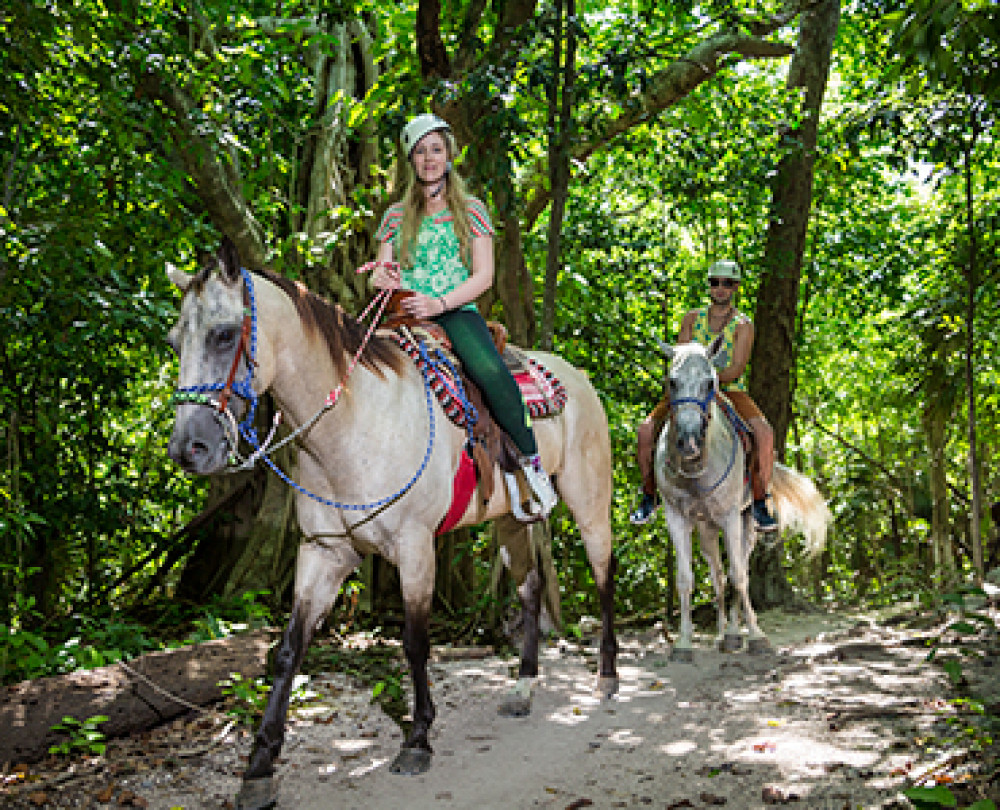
[690,307,751,392]
[376,198,494,312]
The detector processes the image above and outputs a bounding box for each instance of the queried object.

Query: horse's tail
[771,462,832,558]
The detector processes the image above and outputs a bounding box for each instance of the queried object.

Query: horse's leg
[389,534,437,775]
[495,517,542,717]
[665,508,695,663]
[697,521,739,651]
[728,509,769,654]
[557,457,619,696]
[238,542,361,810]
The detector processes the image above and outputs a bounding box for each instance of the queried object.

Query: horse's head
[657,340,725,463]
[166,238,257,475]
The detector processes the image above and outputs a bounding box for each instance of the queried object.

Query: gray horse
[655,341,829,661]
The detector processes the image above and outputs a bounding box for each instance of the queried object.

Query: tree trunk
[749,0,840,458]
[746,0,839,611]
[0,630,276,764]
[924,408,955,584]
[962,119,984,583]
[540,0,576,351]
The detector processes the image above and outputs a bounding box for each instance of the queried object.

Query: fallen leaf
[28,791,49,807]
[96,784,115,802]
[565,800,594,809]
[666,801,694,809]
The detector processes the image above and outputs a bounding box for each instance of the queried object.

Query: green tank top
[690,308,750,392]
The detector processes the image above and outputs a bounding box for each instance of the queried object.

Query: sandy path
[101,606,977,810]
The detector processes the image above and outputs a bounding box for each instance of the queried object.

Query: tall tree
[750,0,841,458]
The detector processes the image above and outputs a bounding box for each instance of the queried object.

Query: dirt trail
[6,605,998,809]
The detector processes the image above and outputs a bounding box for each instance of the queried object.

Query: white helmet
[707,260,741,281]
[400,114,452,157]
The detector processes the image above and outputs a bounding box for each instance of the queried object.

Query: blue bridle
[169,267,438,517]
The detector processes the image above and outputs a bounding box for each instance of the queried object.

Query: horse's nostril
[185,440,210,464]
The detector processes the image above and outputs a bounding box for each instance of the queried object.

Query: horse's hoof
[235,777,278,810]
[720,633,743,652]
[747,637,771,655]
[669,647,694,663]
[390,746,432,775]
[498,693,532,717]
[595,675,619,699]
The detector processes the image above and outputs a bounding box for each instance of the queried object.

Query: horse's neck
[257,282,423,457]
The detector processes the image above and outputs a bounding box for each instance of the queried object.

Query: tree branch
[139,72,265,267]
[417,0,451,78]
[524,31,796,228]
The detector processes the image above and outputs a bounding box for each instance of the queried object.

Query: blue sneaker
[629,492,661,525]
[753,499,778,533]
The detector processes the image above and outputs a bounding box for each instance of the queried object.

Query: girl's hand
[371,262,401,290]
[401,293,445,319]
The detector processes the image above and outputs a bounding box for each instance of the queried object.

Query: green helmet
[707,260,741,282]
[400,113,452,157]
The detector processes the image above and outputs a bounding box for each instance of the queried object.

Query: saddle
[380,291,568,521]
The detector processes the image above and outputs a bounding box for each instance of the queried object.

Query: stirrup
[504,472,545,522]
[521,455,558,516]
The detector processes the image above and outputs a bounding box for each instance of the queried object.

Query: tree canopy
[2,0,998,683]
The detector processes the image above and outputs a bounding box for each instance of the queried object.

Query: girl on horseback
[369,113,558,517]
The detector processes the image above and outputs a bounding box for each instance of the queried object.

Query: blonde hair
[396,132,474,269]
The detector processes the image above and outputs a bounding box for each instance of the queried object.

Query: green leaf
[902,785,957,807]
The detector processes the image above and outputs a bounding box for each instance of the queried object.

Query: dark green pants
[435,308,536,456]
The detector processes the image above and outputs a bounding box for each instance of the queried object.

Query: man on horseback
[370,113,558,517]
[630,259,778,532]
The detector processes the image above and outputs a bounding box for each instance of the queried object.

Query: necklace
[707,305,734,332]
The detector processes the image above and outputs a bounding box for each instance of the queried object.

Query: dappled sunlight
[659,739,699,756]
[347,756,391,778]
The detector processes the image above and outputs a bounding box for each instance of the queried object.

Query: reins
[666,387,739,496]
[173,264,439,527]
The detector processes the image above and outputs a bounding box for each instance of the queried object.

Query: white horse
[655,341,829,662]
[165,239,619,810]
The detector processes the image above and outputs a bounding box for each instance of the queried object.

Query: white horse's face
[664,344,719,463]
[165,255,250,474]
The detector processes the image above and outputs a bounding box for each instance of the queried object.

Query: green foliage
[48,715,109,757]
[904,785,995,810]
[218,672,271,727]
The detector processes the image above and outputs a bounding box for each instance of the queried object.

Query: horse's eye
[213,326,238,350]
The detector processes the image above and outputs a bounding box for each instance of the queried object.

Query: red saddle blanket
[388,329,568,431]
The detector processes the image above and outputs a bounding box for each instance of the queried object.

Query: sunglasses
[709,278,738,288]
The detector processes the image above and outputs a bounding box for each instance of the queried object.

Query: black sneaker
[629,492,661,525]
[753,499,778,533]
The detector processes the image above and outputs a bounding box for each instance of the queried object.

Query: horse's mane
[259,269,405,380]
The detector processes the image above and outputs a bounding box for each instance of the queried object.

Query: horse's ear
[656,340,675,362]
[166,262,193,292]
[218,236,241,283]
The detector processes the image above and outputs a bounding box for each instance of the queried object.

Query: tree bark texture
[750,0,841,459]
[0,630,275,764]
[747,0,840,610]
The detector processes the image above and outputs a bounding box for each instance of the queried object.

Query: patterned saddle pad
[389,328,568,431]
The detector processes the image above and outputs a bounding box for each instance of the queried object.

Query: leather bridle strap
[217,287,254,415]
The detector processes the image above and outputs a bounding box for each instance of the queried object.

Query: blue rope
[175,267,438,512]
[239,371,437,511]
[173,267,260,436]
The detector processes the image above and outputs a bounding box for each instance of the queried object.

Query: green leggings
[435,308,537,456]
